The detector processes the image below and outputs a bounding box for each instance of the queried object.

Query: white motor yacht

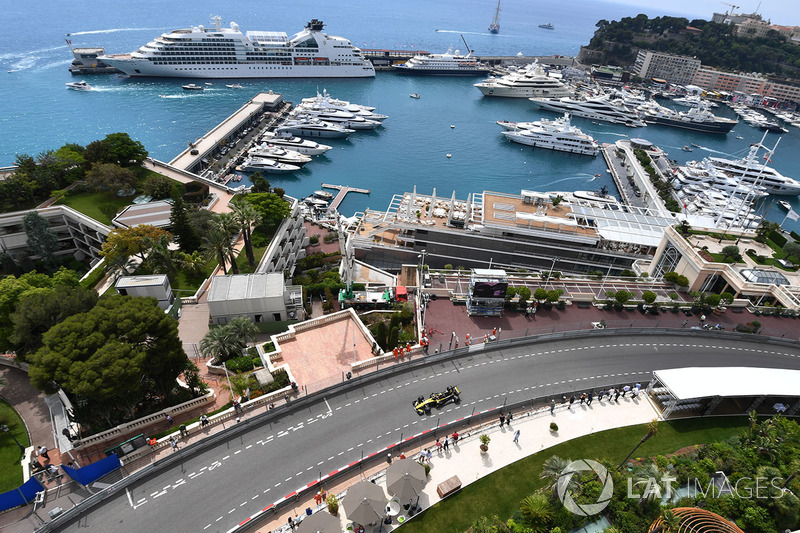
[240,156,300,174]
[276,118,355,139]
[392,45,490,76]
[182,83,204,91]
[289,109,380,130]
[247,145,312,165]
[475,61,572,98]
[299,91,388,121]
[499,113,599,156]
[301,89,376,111]
[65,80,92,91]
[529,95,646,127]
[259,131,332,155]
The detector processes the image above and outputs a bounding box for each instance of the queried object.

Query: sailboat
[488,0,501,34]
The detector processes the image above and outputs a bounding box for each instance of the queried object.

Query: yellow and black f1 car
[413,385,461,415]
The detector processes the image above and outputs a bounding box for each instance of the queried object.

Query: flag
[788,209,799,221]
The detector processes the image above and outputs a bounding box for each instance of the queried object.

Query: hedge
[769,230,787,247]
[79,260,107,289]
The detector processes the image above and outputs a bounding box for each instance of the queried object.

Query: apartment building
[633,50,701,85]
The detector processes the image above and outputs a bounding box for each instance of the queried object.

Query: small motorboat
[65,80,92,91]
[681,145,693,152]
[539,23,555,30]
[594,173,602,177]
[736,135,743,139]
[204,82,213,85]
[182,84,204,91]
[410,93,420,99]
[779,200,792,211]
[226,84,244,89]
[690,143,700,148]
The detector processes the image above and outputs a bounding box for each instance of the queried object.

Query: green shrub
[308,235,319,245]
[225,356,255,373]
[263,369,290,394]
[80,260,107,288]
[769,230,787,247]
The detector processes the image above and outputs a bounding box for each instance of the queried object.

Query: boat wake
[436,29,497,36]
[2,44,69,70]
[67,27,163,36]
[547,176,591,186]
[36,59,72,71]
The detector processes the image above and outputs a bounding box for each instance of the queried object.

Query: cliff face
[585,14,800,79]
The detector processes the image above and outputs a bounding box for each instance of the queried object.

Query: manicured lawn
[56,190,134,225]
[401,417,747,533]
[236,245,267,274]
[0,399,31,493]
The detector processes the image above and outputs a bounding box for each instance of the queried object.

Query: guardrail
[35,328,800,532]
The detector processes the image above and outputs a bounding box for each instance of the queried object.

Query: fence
[33,328,800,532]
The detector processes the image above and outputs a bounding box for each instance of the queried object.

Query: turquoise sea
[2,0,799,232]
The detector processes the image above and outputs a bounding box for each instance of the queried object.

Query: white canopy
[654,367,800,400]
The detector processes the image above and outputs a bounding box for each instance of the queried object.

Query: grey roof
[112,200,173,229]
[116,275,169,288]
[207,273,284,302]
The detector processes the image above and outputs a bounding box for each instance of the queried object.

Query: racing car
[413,385,461,415]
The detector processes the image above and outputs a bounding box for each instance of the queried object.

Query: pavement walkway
[251,394,661,533]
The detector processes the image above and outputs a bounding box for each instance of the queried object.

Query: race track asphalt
[53,333,800,532]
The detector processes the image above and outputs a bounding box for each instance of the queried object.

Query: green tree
[505,286,518,301]
[101,225,172,264]
[540,455,572,493]
[721,245,741,262]
[518,286,532,305]
[388,326,399,350]
[199,324,245,364]
[169,196,201,252]
[9,285,98,356]
[248,173,270,193]
[103,132,148,167]
[243,192,291,231]
[142,174,179,199]
[203,225,234,275]
[29,295,187,425]
[177,250,207,277]
[84,162,138,192]
[546,289,563,304]
[706,293,722,308]
[784,241,800,260]
[641,290,657,305]
[22,211,59,268]
[228,316,259,346]
[519,493,554,533]
[231,202,262,268]
[374,321,388,351]
[534,288,548,303]
[215,213,241,275]
[720,292,734,305]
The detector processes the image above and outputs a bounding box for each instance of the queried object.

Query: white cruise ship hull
[99,57,375,78]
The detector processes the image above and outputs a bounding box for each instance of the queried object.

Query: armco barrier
[35,328,800,532]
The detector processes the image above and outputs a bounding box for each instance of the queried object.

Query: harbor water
[2,0,800,232]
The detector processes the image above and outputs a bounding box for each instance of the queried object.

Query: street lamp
[417,249,427,287]
[0,424,25,455]
[546,257,558,290]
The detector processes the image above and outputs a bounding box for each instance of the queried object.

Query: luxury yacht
[240,156,301,174]
[474,61,572,98]
[247,145,312,166]
[298,92,388,121]
[500,113,598,156]
[276,118,355,138]
[258,132,332,155]
[392,45,490,76]
[529,95,646,127]
[289,109,380,130]
[641,101,737,134]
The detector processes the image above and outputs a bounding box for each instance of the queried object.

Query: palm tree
[540,455,573,493]
[618,419,659,470]
[199,325,244,364]
[221,371,254,400]
[631,463,667,502]
[649,508,680,533]
[202,226,232,275]
[231,202,262,268]
[519,493,554,533]
[215,213,241,275]
[228,316,260,347]
[178,250,207,278]
[143,233,176,278]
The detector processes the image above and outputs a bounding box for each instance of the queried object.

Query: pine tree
[169,197,201,252]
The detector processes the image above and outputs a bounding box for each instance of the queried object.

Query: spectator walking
[622,385,631,397]
[200,414,209,428]
[569,394,576,410]
[61,427,73,442]
[580,393,587,405]
[499,414,505,427]
[506,412,513,425]
[607,388,615,401]
[179,424,187,438]
[39,445,50,461]
[387,453,392,464]
[288,516,295,530]
[614,389,621,402]
[165,414,174,426]
[524,306,531,319]
[700,314,706,325]
[550,399,556,414]
[451,431,459,444]
[531,306,537,319]
[443,437,450,451]
[513,429,520,443]
[435,438,443,453]
[425,448,433,462]
[587,391,593,405]
[169,437,178,451]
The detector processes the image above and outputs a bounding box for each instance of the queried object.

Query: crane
[720,2,740,15]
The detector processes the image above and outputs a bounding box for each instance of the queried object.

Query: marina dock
[322,183,370,211]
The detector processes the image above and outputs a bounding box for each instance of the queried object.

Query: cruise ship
[529,95,646,127]
[474,61,573,98]
[686,135,800,196]
[99,17,375,78]
[392,45,490,76]
[641,102,737,134]
[500,113,599,156]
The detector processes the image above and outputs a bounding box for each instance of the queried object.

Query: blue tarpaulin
[62,455,121,487]
[0,477,45,512]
